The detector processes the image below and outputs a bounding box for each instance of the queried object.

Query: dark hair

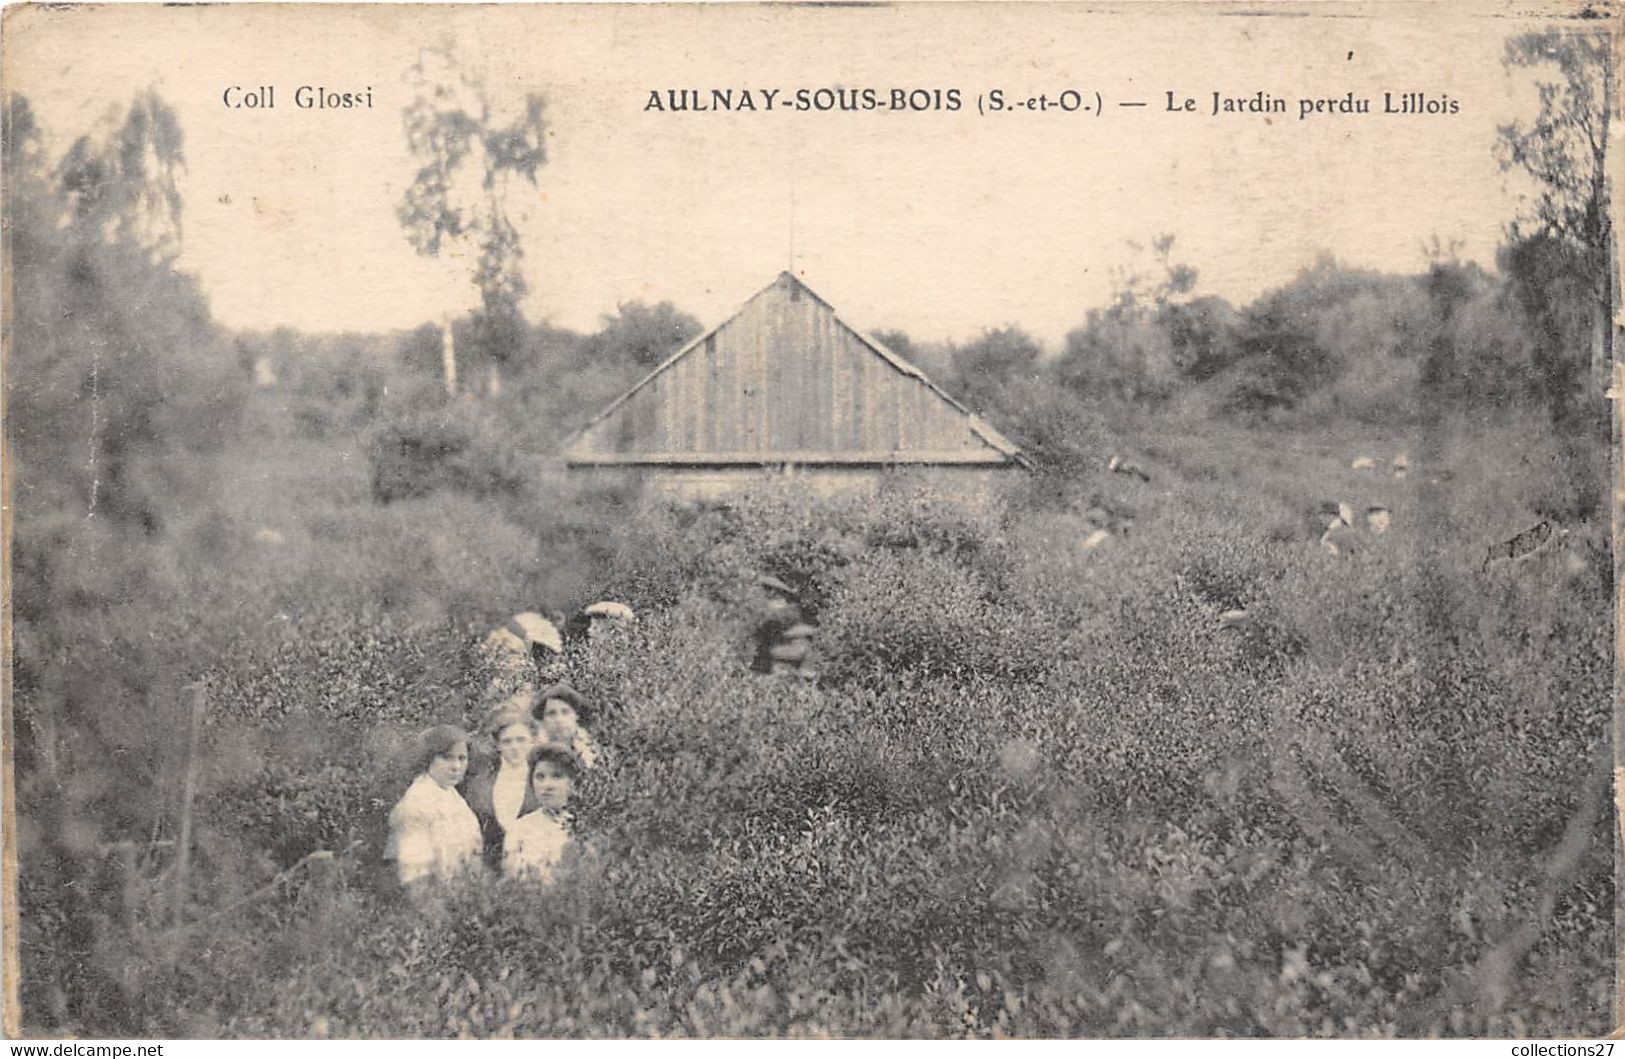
[518,743,583,815]
[416,724,470,774]
[535,683,591,725]
[527,742,583,781]
[562,610,593,645]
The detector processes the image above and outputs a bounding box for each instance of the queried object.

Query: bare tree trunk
[441,315,458,398]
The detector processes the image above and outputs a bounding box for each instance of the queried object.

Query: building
[562,273,1030,500]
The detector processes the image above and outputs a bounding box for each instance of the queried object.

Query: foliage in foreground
[17,464,1610,1037]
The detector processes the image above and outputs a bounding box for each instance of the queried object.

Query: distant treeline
[246,243,1595,436]
[920,233,1607,477]
[230,230,1607,501]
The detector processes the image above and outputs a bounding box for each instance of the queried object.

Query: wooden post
[172,682,206,927]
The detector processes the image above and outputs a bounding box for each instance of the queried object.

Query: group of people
[384,683,603,888]
[384,605,626,890]
[380,584,808,889]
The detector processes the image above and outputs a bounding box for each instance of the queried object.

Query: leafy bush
[366,402,526,503]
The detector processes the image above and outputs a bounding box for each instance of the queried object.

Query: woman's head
[485,701,537,768]
[495,719,535,768]
[535,683,590,741]
[417,725,471,789]
[525,743,582,813]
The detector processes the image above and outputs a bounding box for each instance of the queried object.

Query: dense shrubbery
[16,422,1610,1037]
[366,401,529,503]
[25,440,1607,1037]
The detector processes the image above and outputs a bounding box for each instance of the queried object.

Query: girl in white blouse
[503,744,582,882]
[385,725,483,887]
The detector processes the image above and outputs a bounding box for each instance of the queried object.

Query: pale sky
[3,3,1563,349]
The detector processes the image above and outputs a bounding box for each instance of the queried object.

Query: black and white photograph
[1,1,1616,1039]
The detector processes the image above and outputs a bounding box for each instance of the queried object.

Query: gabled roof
[563,272,1030,468]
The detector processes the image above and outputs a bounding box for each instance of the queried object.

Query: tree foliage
[870,328,915,362]
[7,91,247,1024]
[54,89,186,262]
[6,90,236,532]
[398,43,548,387]
[587,300,703,370]
[948,326,1043,412]
[1498,29,1611,283]
[1059,235,1200,402]
[1214,257,1440,419]
[1497,27,1613,415]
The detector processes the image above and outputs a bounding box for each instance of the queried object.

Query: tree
[397,320,446,379]
[1220,256,1356,416]
[1059,234,1200,402]
[870,328,915,362]
[7,90,233,530]
[55,89,185,262]
[1497,28,1613,399]
[1410,241,1547,413]
[873,328,955,383]
[1500,233,1596,423]
[1160,296,1238,383]
[589,301,703,370]
[1497,28,1613,528]
[7,92,245,1024]
[947,326,1042,413]
[398,43,548,397]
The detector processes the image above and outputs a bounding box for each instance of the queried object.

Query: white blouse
[385,773,483,885]
[503,810,573,882]
[491,762,528,832]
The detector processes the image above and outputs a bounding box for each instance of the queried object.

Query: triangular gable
[564,273,1030,468]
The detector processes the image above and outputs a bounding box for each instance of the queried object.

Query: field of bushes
[14,393,1611,1038]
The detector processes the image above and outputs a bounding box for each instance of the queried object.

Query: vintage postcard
[1,1,1616,1040]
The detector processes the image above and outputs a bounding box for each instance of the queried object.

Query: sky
[3,3,1568,350]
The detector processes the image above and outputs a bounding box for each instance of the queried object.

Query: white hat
[484,626,528,658]
[509,612,563,654]
[583,601,636,623]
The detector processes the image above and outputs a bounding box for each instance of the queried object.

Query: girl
[465,703,536,867]
[534,683,603,770]
[385,725,482,887]
[503,744,582,882]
